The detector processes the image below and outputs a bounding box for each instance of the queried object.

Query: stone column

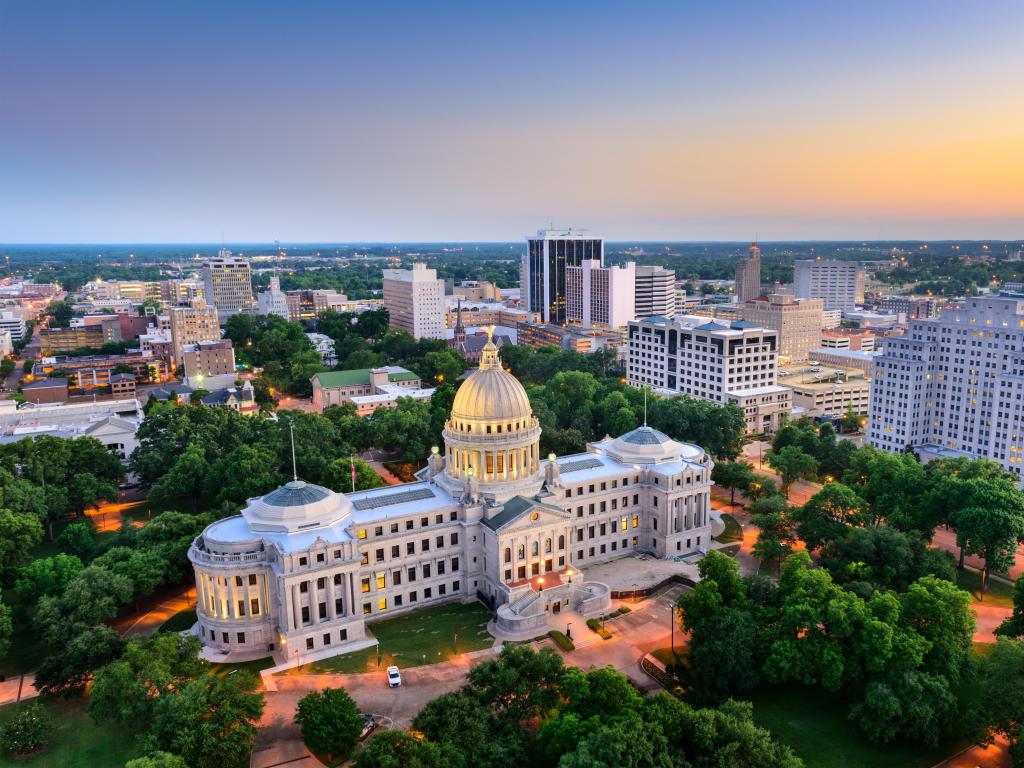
[226,575,237,619]
[311,580,320,625]
[327,577,337,620]
[291,582,302,629]
[348,573,356,616]
[261,574,270,618]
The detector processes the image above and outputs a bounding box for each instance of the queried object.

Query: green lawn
[208,657,276,678]
[651,646,686,668]
[745,684,973,768]
[158,608,197,634]
[0,698,141,767]
[714,513,743,543]
[290,601,493,675]
[955,569,1015,609]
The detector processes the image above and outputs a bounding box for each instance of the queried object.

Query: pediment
[483,495,569,533]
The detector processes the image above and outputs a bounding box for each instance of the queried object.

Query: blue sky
[1,1,1022,242]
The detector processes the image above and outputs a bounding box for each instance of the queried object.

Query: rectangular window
[390,523,399,533]
[361,552,368,565]
[439,584,446,596]
[395,595,403,607]
[333,573,342,585]
[421,517,428,527]
[392,545,400,558]
[378,598,387,611]
[301,606,310,623]
[299,582,309,593]
[393,570,402,586]
[335,597,344,614]
[438,561,446,575]
[422,539,430,552]
[235,576,243,587]
[340,628,348,641]
[633,514,639,529]
[407,542,415,555]
[423,564,431,578]
[299,557,308,566]
[451,557,459,571]
[363,602,372,615]
[453,580,460,592]
[504,569,512,581]
[358,529,367,539]
[306,637,314,650]
[250,598,259,615]
[408,567,417,582]
[376,574,386,590]
[518,566,527,579]
[237,632,245,644]
[237,599,245,616]
[323,633,331,646]
[424,587,432,599]
[406,520,414,530]
[410,591,418,603]
[375,526,383,536]
[319,602,327,619]
[317,577,326,589]
[316,553,325,563]
[248,574,257,585]
[436,535,444,548]
[621,516,627,531]
[361,578,370,593]
[375,548,384,562]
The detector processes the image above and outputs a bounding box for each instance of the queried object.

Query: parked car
[360,713,376,741]
[386,665,401,687]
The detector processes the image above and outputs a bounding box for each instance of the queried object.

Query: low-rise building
[34,352,168,391]
[109,373,137,399]
[285,290,348,323]
[779,365,871,419]
[306,333,337,366]
[808,347,880,377]
[517,323,625,356]
[0,398,142,460]
[820,328,877,352]
[22,377,69,404]
[0,311,29,342]
[183,340,237,389]
[201,381,259,415]
[39,317,123,355]
[311,367,433,415]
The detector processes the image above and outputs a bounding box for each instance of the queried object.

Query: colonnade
[671,493,706,533]
[196,570,271,621]
[283,570,357,630]
[446,442,540,482]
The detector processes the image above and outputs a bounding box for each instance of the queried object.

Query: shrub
[548,630,575,651]
[295,687,364,762]
[0,702,50,755]
[585,619,611,639]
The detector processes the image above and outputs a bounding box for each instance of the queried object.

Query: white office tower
[869,294,1024,476]
[523,229,604,324]
[735,243,762,303]
[634,265,676,319]
[382,263,445,340]
[256,276,290,319]
[627,316,791,433]
[793,259,865,312]
[202,254,254,316]
[566,260,636,329]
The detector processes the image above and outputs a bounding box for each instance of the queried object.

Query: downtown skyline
[2,0,1022,243]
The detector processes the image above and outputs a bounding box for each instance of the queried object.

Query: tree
[125,753,189,768]
[353,730,444,768]
[792,482,868,550]
[465,644,565,723]
[294,688,364,762]
[412,690,524,768]
[370,398,434,464]
[203,444,282,507]
[145,671,265,768]
[838,407,864,434]
[956,499,1024,596]
[56,519,95,559]
[67,472,118,517]
[712,460,757,507]
[14,553,84,606]
[149,443,208,514]
[750,496,795,571]
[0,596,11,659]
[322,457,385,493]
[995,577,1024,639]
[0,701,50,756]
[0,508,44,573]
[841,448,929,531]
[767,446,818,494]
[971,638,1024,764]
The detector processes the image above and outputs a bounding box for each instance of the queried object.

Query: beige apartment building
[202,253,253,316]
[183,339,237,386]
[742,292,824,362]
[169,303,221,368]
[382,263,445,339]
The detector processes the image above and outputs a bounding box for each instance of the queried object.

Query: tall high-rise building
[523,229,604,324]
[734,242,762,303]
[201,252,253,316]
[382,263,445,339]
[169,303,221,368]
[794,259,865,311]
[565,260,636,328]
[634,265,676,319]
[742,292,824,361]
[627,316,791,433]
[869,294,1024,476]
[256,276,289,319]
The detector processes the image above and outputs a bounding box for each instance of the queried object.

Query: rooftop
[313,366,418,388]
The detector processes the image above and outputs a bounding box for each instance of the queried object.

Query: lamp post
[538,577,544,592]
[566,622,573,641]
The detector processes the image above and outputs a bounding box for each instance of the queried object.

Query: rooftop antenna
[289,419,298,481]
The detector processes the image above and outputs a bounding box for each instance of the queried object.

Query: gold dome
[450,330,533,425]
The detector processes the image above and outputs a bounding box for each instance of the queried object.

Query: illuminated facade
[189,331,713,662]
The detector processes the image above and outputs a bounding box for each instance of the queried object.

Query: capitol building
[188,334,714,663]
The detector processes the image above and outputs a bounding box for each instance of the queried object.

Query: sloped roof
[482,495,565,532]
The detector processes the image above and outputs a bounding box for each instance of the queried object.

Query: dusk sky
[2,1,1022,243]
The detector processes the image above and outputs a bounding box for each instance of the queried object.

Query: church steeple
[454,299,466,345]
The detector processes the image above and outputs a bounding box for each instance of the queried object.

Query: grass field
[288,601,494,675]
[745,684,973,768]
[714,513,744,543]
[159,608,198,634]
[0,698,141,767]
[955,569,1015,609]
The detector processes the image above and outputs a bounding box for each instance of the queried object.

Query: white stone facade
[190,335,713,661]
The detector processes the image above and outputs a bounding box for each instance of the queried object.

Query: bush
[585,619,611,639]
[618,606,631,615]
[0,701,50,755]
[295,687,364,762]
[548,630,575,651]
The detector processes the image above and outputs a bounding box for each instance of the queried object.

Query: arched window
[558,535,565,550]
[531,541,539,557]
[504,547,511,563]
[544,538,552,553]
[518,545,525,560]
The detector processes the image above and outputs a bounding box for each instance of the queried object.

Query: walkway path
[120,585,194,638]
[85,497,147,534]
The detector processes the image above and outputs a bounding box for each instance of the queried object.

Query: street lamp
[566,622,573,640]
[566,567,573,584]
[538,577,544,592]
